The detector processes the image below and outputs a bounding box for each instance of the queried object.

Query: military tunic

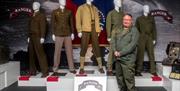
[111,26,139,91]
[28,11,48,74]
[135,15,157,74]
[106,9,124,71]
[106,9,124,38]
[51,8,74,36]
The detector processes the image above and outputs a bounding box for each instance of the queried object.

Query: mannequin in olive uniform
[106,0,124,75]
[51,0,76,74]
[111,14,139,91]
[135,5,157,76]
[28,2,49,78]
[76,0,104,74]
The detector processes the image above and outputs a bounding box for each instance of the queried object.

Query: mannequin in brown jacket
[51,0,76,74]
[27,2,49,78]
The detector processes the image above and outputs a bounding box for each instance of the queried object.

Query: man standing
[135,5,157,76]
[111,14,139,91]
[76,0,104,74]
[28,2,49,78]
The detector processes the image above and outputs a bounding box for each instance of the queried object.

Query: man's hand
[107,38,111,42]
[71,33,75,40]
[52,34,55,41]
[40,38,44,44]
[78,32,82,38]
[114,51,120,57]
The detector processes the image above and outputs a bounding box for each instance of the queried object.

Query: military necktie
[87,4,95,21]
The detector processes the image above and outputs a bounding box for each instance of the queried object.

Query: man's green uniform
[106,9,124,71]
[135,15,157,74]
[111,26,139,91]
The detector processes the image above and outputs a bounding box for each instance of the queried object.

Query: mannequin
[51,0,76,74]
[135,5,157,76]
[76,0,104,74]
[143,5,156,44]
[106,0,124,75]
[28,2,49,78]
[28,2,44,44]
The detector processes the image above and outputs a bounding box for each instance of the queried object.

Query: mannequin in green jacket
[135,5,157,76]
[106,0,124,75]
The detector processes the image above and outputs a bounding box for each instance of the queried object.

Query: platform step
[18,66,163,88]
[0,62,20,90]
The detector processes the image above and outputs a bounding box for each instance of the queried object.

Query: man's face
[123,15,133,28]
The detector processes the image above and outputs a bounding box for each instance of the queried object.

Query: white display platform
[157,63,172,76]
[0,61,20,90]
[163,75,180,91]
[18,73,53,87]
[17,64,180,91]
[156,63,180,91]
[18,66,163,87]
[46,66,163,91]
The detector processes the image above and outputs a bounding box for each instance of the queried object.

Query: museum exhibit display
[0,0,180,91]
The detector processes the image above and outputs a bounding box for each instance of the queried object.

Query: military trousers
[107,44,115,71]
[80,26,101,58]
[28,36,48,74]
[136,35,156,73]
[116,60,136,91]
[53,36,75,70]
[79,24,102,69]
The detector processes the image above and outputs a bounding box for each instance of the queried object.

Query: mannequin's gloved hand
[71,33,75,40]
[107,38,111,42]
[52,34,55,41]
[40,38,44,44]
[27,37,30,43]
[98,33,100,37]
[78,32,82,38]
[153,40,156,45]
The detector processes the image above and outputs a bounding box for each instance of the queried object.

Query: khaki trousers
[53,36,75,70]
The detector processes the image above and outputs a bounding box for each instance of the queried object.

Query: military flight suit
[76,4,103,70]
[51,8,75,71]
[135,15,157,74]
[111,26,139,91]
[106,9,124,71]
[28,11,48,75]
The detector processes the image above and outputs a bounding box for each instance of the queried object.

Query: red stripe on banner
[151,76,162,81]
[19,76,30,81]
[99,30,109,44]
[47,76,59,82]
